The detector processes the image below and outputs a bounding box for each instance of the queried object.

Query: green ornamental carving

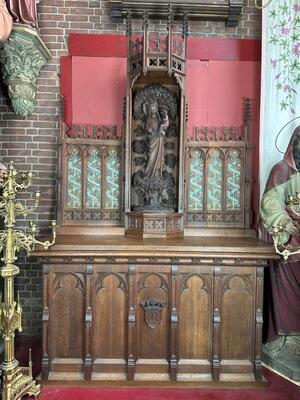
[0,25,51,116]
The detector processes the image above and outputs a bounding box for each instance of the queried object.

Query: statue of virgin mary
[143,101,169,180]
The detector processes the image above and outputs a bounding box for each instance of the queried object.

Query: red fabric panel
[186,60,260,129]
[60,56,72,127]
[68,33,261,62]
[186,60,261,226]
[71,57,126,137]
[69,33,128,58]
[187,37,261,61]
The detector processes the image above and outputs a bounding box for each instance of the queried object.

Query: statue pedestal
[262,336,300,382]
[125,212,184,238]
[1,24,51,116]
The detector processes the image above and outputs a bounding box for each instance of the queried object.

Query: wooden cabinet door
[91,265,128,380]
[216,266,256,382]
[47,265,86,380]
[177,266,213,381]
[135,267,170,380]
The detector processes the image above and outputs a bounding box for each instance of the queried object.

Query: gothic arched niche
[131,81,179,212]
[124,14,187,238]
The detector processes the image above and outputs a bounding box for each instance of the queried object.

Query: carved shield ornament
[140,299,166,329]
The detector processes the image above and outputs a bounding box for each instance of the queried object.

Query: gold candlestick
[0,162,56,400]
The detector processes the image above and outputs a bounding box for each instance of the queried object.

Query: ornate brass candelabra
[0,162,56,400]
[271,193,300,260]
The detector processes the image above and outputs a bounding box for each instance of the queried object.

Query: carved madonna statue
[132,85,178,212]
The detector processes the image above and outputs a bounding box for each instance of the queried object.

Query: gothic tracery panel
[188,149,204,211]
[67,147,82,209]
[207,149,223,211]
[185,103,251,228]
[105,148,121,210]
[226,149,242,210]
[86,148,102,209]
[61,127,123,225]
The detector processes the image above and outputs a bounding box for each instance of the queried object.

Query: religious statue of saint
[260,126,300,377]
[5,0,38,28]
[0,0,12,42]
[144,101,169,180]
[132,84,177,211]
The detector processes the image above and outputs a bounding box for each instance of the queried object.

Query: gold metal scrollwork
[254,0,273,10]
[0,162,56,400]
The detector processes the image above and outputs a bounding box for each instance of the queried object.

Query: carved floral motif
[0,26,51,116]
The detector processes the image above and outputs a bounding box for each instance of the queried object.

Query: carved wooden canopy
[109,0,243,27]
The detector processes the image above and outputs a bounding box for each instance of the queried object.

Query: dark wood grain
[37,233,277,383]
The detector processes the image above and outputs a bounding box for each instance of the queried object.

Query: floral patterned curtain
[260,0,300,194]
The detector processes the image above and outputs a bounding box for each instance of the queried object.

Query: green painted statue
[260,126,300,382]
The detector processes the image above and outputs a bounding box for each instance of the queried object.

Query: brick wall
[0,0,262,337]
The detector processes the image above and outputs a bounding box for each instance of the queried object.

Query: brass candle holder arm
[27,220,57,251]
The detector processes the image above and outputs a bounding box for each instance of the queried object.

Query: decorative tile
[226,149,241,210]
[188,150,204,211]
[86,148,101,209]
[105,149,121,209]
[67,148,82,209]
[207,149,223,211]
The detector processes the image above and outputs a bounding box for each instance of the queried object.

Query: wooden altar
[36,233,275,383]
[35,12,277,384]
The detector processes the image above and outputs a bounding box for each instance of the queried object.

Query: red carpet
[15,338,299,400]
[40,370,300,400]
[41,369,299,400]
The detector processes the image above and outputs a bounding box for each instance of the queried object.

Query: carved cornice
[109,0,243,27]
[0,24,51,116]
[38,255,270,266]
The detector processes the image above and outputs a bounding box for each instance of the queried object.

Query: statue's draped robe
[261,128,300,336]
[5,0,37,28]
[145,114,165,180]
[0,0,12,41]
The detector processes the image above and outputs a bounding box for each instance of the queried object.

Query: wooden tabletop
[34,233,278,260]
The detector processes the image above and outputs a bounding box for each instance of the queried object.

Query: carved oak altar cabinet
[36,14,277,384]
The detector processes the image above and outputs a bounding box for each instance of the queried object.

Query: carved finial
[204,127,209,141]
[59,95,64,119]
[223,127,229,141]
[122,97,126,121]
[243,97,252,123]
[126,11,132,37]
[167,2,174,31]
[183,11,189,38]
[29,348,32,378]
[143,11,149,30]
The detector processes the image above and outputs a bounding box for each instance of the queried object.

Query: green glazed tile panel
[67,147,82,209]
[207,149,223,211]
[188,150,204,211]
[86,148,101,209]
[226,149,241,210]
[105,149,121,209]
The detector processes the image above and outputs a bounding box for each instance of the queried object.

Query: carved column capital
[0,24,51,116]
